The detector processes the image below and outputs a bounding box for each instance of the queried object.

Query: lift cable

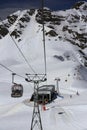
[10,36,36,74]
[0,17,36,74]
[41,0,47,78]
[0,63,26,79]
[0,5,47,78]
[0,63,34,91]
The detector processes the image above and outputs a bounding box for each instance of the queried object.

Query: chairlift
[11,73,23,98]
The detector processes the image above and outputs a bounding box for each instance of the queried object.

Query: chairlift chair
[11,83,23,97]
[11,73,23,98]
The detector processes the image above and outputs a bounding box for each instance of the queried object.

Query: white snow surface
[0,7,87,130]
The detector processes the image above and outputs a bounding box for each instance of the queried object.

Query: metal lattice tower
[25,1,47,130]
[25,74,46,130]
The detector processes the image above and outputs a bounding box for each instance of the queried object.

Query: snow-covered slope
[0,1,87,130]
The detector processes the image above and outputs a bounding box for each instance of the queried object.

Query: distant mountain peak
[0,4,87,47]
[0,2,87,67]
[72,1,87,10]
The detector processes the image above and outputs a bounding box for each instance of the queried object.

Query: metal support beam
[31,81,43,130]
[12,73,16,84]
[55,78,60,95]
[25,74,46,130]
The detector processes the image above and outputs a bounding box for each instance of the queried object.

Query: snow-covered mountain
[0,1,87,130]
[1,1,87,49]
[0,1,87,90]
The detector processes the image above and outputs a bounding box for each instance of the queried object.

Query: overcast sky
[0,0,87,19]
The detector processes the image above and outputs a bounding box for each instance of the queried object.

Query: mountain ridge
[0,1,87,48]
[0,1,87,90]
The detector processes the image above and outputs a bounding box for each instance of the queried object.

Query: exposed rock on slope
[0,1,87,68]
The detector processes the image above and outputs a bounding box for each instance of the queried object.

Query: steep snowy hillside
[0,1,87,130]
[0,1,87,91]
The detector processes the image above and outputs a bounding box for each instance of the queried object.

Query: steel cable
[41,0,47,78]
[0,63,26,79]
[0,17,36,74]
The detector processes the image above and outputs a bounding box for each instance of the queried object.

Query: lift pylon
[25,74,46,130]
